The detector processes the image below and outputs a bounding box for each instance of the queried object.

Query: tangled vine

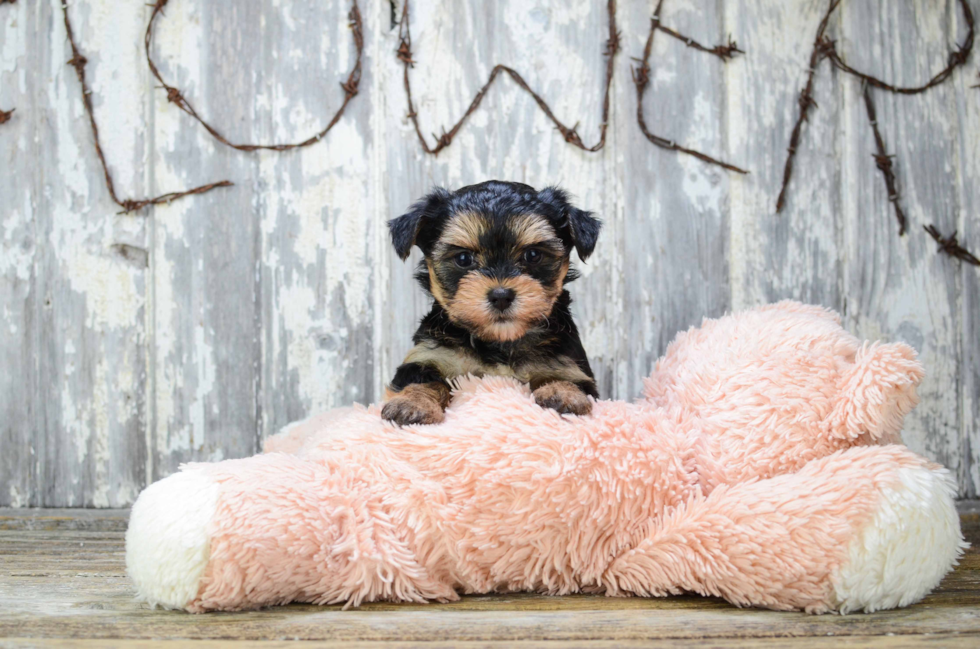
[145,0,364,152]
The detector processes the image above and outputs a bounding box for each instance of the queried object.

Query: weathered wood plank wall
[1,0,979,505]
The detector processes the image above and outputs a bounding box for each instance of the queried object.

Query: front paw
[381,383,448,426]
[533,381,592,416]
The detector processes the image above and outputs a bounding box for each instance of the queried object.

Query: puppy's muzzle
[487,287,516,312]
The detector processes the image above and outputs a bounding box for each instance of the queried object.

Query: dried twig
[775,0,840,213]
[397,0,619,154]
[632,0,748,174]
[925,225,980,266]
[861,83,907,235]
[144,0,364,152]
[61,1,231,213]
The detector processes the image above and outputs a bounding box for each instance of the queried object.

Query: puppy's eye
[454,251,475,269]
[523,249,543,264]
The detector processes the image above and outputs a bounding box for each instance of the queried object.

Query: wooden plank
[0,508,128,531]
[725,0,843,310]
[952,0,980,499]
[255,0,380,437]
[837,0,964,489]
[1,520,979,644]
[2,635,980,649]
[0,0,37,507]
[29,0,149,506]
[378,0,623,398]
[147,0,264,478]
[618,0,733,399]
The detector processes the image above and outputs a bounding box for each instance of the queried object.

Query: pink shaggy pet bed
[125,302,966,614]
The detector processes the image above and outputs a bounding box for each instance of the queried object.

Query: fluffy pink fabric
[158,302,950,613]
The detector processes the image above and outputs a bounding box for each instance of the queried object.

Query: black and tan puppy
[382,180,601,426]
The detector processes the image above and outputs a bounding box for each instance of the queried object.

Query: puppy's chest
[405,340,589,388]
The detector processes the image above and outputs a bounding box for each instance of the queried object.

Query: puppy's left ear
[388,188,451,260]
[538,187,602,261]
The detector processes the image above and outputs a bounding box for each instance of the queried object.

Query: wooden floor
[1,507,978,649]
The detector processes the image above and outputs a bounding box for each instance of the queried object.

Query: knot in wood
[0,108,13,124]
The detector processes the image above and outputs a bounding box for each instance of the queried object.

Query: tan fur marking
[448,274,554,342]
[533,380,592,416]
[426,260,449,307]
[403,343,486,380]
[382,382,451,426]
[439,212,487,250]
[402,345,590,387]
[510,213,559,249]
[520,356,593,388]
[550,259,570,299]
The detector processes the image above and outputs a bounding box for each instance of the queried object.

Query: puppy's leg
[532,380,593,416]
[382,382,451,426]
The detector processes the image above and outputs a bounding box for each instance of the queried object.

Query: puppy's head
[389,181,601,342]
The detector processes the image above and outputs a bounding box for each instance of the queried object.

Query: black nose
[487,287,516,312]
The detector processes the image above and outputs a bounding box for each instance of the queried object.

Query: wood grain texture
[31,0,148,506]
[620,0,733,400]
[953,3,980,499]
[0,0,36,508]
[0,511,979,647]
[147,0,264,480]
[1,0,980,504]
[7,640,980,649]
[838,0,964,481]
[725,0,844,312]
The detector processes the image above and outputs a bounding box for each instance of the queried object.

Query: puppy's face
[389,181,601,342]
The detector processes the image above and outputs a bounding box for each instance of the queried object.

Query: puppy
[382,180,601,426]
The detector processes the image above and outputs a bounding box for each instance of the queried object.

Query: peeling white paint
[3,0,980,506]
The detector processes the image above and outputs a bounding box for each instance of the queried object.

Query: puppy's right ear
[388,188,451,260]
